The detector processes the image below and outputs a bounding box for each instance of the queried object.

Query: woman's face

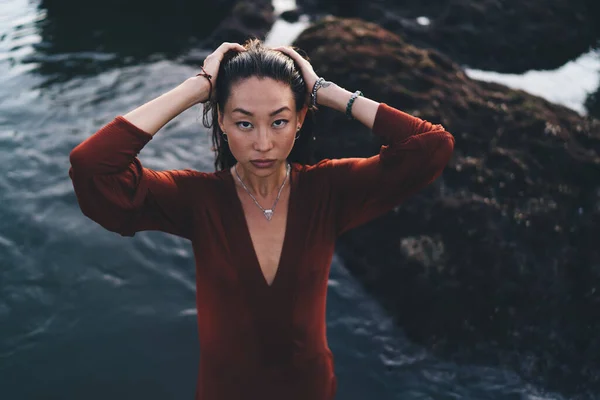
[217,76,307,174]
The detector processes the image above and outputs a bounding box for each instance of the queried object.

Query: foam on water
[466,50,600,115]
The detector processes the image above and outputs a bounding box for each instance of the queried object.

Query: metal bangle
[310,77,325,107]
[346,90,363,120]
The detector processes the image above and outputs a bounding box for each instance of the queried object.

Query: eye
[235,121,253,130]
[273,119,289,128]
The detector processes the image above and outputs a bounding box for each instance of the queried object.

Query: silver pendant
[234,162,290,223]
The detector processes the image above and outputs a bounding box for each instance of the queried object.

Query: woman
[68,39,454,399]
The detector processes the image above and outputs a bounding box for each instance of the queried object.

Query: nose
[253,129,273,152]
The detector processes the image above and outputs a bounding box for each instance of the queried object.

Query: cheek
[226,136,245,156]
[279,129,298,148]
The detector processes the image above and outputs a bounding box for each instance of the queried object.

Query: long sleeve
[68,116,198,239]
[326,103,455,235]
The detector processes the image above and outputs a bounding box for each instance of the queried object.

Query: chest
[236,186,290,286]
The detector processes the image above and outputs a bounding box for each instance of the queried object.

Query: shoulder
[293,159,363,195]
[154,168,227,192]
[293,159,335,176]
[293,158,359,181]
[291,159,330,184]
[154,168,232,210]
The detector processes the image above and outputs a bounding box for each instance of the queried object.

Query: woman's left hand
[272,46,319,99]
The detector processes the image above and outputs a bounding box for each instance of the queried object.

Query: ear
[217,105,226,132]
[296,104,308,127]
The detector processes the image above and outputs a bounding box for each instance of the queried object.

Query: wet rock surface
[294,17,600,394]
[37,0,276,79]
[203,0,275,48]
[296,0,599,73]
[38,0,236,56]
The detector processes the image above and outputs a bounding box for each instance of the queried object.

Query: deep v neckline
[226,163,296,289]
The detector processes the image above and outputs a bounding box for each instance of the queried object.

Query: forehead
[225,77,294,113]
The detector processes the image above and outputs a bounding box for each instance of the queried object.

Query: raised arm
[68,113,199,238]
[321,98,454,235]
[68,43,246,238]
[121,41,245,134]
[268,46,454,235]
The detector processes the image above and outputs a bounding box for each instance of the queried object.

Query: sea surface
[1,0,597,398]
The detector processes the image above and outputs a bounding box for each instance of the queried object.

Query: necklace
[234,162,290,221]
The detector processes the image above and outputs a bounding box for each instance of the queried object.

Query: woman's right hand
[192,42,246,104]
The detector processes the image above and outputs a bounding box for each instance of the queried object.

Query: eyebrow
[232,106,291,117]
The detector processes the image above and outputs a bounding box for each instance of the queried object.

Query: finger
[273,46,303,64]
[273,46,292,55]
[272,46,291,53]
[275,46,303,54]
[217,42,246,54]
[218,42,242,49]
[229,43,247,52]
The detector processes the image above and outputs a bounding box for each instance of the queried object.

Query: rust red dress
[68,103,454,399]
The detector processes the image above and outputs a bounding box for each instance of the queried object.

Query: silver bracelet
[310,77,325,107]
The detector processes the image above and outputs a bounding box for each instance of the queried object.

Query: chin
[246,159,285,172]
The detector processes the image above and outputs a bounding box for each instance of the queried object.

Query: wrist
[317,83,352,113]
[181,76,212,106]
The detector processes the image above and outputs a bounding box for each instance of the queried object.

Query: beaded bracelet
[346,90,363,120]
[196,66,213,103]
[310,77,325,107]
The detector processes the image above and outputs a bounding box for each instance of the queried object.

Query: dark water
[0,0,594,398]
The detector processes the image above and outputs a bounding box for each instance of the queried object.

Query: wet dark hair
[202,38,316,171]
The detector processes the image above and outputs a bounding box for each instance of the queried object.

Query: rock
[586,84,600,120]
[37,0,276,77]
[296,0,599,73]
[39,0,237,57]
[203,0,275,48]
[280,9,302,23]
[294,17,600,395]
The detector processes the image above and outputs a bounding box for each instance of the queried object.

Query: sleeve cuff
[115,116,154,142]
[372,103,422,143]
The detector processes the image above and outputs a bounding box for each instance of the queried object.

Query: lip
[250,159,276,168]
